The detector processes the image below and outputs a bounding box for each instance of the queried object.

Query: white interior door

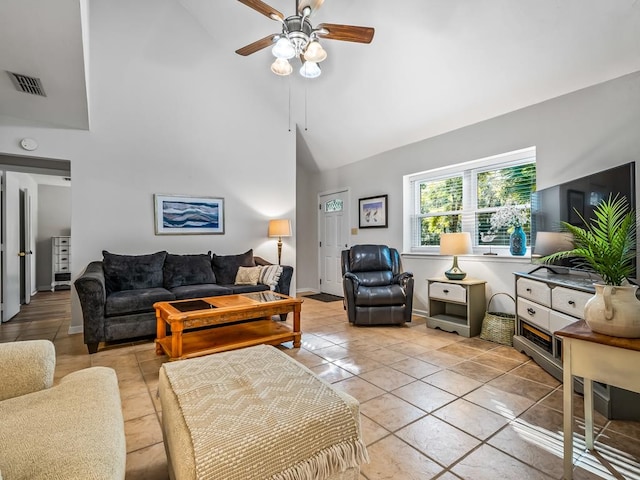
[2,172,21,321]
[319,190,349,297]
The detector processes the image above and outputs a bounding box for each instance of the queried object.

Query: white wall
[301,71,640,313]
[36,184,71,290]
[0,0,297,330]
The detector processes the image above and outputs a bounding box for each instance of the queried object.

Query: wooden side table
[555,321,640,479]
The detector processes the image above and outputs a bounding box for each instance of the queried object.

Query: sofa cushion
[103,251,167,294]
[235,266,262,285]
[163,253,215,289]
[258,264,283,291]
[354,284,406,307]
[170,284,232,300]
[105,287,174,317]
[212,249,255,285]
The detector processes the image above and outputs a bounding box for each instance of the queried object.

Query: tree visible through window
[409,148,536,252]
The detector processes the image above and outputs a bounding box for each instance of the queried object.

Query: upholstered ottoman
[158,344,368,480]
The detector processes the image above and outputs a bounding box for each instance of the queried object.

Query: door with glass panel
[318,190,349,297]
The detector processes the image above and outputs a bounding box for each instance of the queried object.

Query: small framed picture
[359,195,388,228]
[154,194,225,235]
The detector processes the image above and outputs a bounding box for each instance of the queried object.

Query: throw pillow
[163,252,215,289]
[258,264,283,291]
[211,249,255,285]
[102,251,167,293]
[235,266,263,285]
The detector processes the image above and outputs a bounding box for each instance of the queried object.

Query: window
[407,147,536,253]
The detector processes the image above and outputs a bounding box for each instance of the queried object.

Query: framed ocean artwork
[358,194,388,228]
[154,194,225,235]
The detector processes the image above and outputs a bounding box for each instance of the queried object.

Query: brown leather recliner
[341,244,414,325]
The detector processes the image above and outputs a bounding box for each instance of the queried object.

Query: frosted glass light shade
[272,37,295,59]
[271,58,293,76]
[304,41,327,62]
[299,61,321,78]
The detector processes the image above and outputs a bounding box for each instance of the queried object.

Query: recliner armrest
[393,272,413,286]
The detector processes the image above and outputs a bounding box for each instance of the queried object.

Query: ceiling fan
[235,0,375,78]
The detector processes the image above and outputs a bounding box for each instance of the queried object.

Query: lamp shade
[299,61,321,78]
[440,232,473,255]
[271,58,293,76]
[304,41,327,63]
[272,37,295,59]
[268,219,292,238]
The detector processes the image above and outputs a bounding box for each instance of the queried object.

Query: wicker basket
[480,293,516,346]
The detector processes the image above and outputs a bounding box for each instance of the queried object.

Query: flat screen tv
[530,161,636,277]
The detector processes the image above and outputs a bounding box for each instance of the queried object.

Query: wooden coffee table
[154,291,303,360]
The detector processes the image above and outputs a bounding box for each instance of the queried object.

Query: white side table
[555,321,640,479]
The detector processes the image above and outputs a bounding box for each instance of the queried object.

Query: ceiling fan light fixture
[304,40,327,62]
[271,58,293,76]
[272,37,295,59]
[299,61,321,78]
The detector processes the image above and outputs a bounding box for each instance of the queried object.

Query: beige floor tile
[362,347,410,364]
[436,472,463,480]
[487,373,554,402]
[300,334,336,351]
[456,337,500,352]
[360,393,426,431]
[578,428,640,478]
[448,360,504,383]
[451,444,554,480]
[359,415,390,446]
[539,388,609,427]
[334,354,383,375]
[438,343,484,360]
[509,361,562,387]
[471,352,524,372]
[122,391,161,422]
[397,415,481,467]
[605,419,640,439]
[385,341,430,357]
[309,362,354,383]
[464,385,536,420]
[490,345,531,362]
[360,435,444,479]
[487,417,565,478]
[424,370,483,397]
[389,357,442,379]
[333,376,386,403]
[359,366,416,391]
[125,413,164,454]
[414,349,464,368]
[313,344,351,361]
[392,381,457,413]
[433,399,509,440]
[125,442,169,480]
[282,348,328,368]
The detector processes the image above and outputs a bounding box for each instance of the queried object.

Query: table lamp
[268,219,292,265]
[440,232,473,280]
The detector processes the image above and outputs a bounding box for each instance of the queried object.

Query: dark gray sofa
[74,249,293,354]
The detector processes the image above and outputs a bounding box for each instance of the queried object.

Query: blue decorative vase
[510,225,527,256]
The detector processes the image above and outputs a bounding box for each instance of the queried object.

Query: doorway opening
[1,154,71,323]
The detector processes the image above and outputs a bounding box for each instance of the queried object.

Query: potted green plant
[541,194,639,337]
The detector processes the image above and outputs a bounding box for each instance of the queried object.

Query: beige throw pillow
[235,266,262,285]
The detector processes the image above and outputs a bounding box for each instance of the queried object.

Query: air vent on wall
[7,71,46,97]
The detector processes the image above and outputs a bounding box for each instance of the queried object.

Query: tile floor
[2,290,639,479]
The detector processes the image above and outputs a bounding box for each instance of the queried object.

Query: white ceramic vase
[583,284,640,338]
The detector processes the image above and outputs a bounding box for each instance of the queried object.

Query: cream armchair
[0,340,126,480]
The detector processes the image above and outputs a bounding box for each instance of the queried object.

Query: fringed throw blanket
[163,344,369,480]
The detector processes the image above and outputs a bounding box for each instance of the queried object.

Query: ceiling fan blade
[298,0,325,15]
[316,23,375,44]
[237,0,284,21]
[236,34,277,56]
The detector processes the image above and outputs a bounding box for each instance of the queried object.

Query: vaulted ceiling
[2,0,640,171]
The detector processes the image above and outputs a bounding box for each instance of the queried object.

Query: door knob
[18,252,26,257]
